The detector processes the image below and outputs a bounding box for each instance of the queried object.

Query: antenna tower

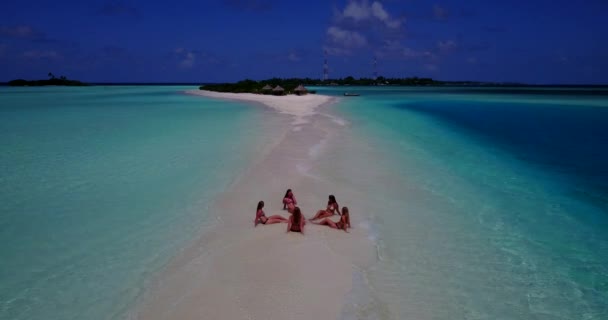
[323,50,329,81]
[373,56,378,80]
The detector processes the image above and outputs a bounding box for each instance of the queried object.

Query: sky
[0,0,607,84]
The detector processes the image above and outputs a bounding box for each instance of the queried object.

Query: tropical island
[8,73,88,86]
[200,76,525,94]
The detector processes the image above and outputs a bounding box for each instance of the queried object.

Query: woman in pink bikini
[309,195,340,221]
[312,207,351,233]
[287,206,306,234]
[254,201,288,227]
[282,188,297,213]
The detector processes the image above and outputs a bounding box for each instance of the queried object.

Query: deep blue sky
[1,0,606,84]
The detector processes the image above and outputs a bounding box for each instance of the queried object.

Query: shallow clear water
[2,85,607,319]
[0,86,268,320]
[315,86,608,319]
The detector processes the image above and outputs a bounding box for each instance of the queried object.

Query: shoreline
[135,90,376,319]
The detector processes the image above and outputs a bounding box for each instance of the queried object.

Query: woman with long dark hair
[282,188,297,213]
[309,195,340,221]
[254,201,288,227]
[287,206,306,234]
[312,207,351,233]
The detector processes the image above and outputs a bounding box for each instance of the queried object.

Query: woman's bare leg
[287,204,295,214]
[310,210,330,221]
[312,218,338,229]
[265,217,287,224]
[310,210,334,221]
[267,215,288,221]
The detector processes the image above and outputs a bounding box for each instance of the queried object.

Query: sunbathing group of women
[254,189,351,234]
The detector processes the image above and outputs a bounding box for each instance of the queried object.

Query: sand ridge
[186,90,336,125]
[135,91,376,320]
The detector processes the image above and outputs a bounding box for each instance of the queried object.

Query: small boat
[343,92,360,96]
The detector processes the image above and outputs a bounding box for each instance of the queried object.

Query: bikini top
[328,202,338,212]
[256,209,266,220]
[284,195,297,204]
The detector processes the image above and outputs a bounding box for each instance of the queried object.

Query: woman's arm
[286,216,292,233]
[254,209,264,227]
[300,217,305,234]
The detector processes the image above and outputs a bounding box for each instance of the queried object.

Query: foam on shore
[134,91,376,319]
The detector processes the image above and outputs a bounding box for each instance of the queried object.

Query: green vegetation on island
[200,76,519,94]
[201,77,442,94]
[201,79,315,95]
[8,73,88,86]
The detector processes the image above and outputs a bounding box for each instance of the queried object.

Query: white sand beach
[134,91,377,319]
[186,90,335,125]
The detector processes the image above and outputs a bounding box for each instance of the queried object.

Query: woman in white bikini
[312,207,351,233]
[282,188,297,213]
[309,194,340,221]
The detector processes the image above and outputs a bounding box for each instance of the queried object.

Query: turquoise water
[315,87,608,319]
[0,86,269,319]
[2,85,607,319]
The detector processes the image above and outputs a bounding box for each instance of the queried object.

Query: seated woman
[282,188,297,213]
[254,201,288,227]
[287,206,306,234]
[312,207,351,233]
[309,195,340,221]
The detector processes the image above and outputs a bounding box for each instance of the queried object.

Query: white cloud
[402,47,434,59]
[326,1,403,56]
[327,26,367,48]
[437,40,457,52]
[340,1,402,29]
[424,63,438,71]
[343,1,371,21]
[179,52,195,68]
[554,51,568,63]
[22,50,60,59]
[401,48,419,58]
[174,48,197,68]
[371,2,388,20]
[174,49,223,68]
[374,40,437,60]
[324,46,352,56]
[287,52,301,62]
[433,4,449,20]
[0,25,35,38]
[371,2,401,28]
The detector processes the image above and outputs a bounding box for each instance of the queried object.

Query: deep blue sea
[314,86,608,319]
